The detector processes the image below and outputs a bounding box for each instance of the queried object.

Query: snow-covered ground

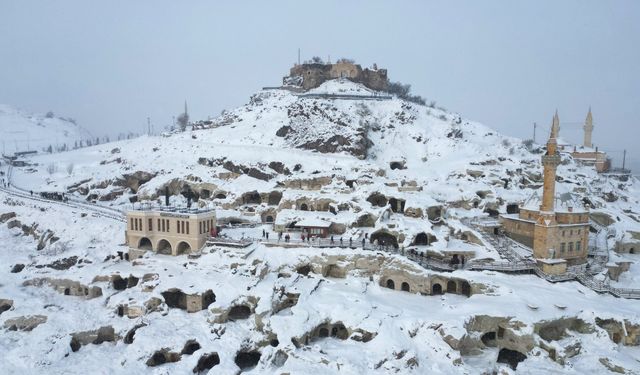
[1,192,639,374]
[2,80,640,374]
[0,104,92,155]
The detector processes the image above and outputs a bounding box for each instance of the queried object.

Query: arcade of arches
[383,276,472,297]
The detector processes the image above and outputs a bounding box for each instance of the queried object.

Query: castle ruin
[283,60,388,91]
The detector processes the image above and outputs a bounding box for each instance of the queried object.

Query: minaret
[551,109,560,139]
[583,107,593,148]
[533,123,562,258]
[540,124,561,212]
[184,101,188,116]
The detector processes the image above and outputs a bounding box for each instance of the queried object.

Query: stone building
[553,109,610,172]
[125,207,216,258]
[500,119,590,265]
[570,109,611,172]
[284,61,388,91]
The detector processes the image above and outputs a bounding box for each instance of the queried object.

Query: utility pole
[147,117,151,135]
[533,122,537,143]
[623,149,627,170]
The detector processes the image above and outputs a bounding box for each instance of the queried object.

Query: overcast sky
[1,1,639,168]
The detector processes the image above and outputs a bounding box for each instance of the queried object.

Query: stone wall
[286,62,388,91]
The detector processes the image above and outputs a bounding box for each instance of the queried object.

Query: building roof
[295,219,332,228]
[129,205,216,216]
[521,190,587,213]
[274,209,342,227]
[538,258,567,264]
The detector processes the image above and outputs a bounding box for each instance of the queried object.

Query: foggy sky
[1,1,639,169]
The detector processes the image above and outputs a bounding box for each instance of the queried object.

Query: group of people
[260,228,375,249]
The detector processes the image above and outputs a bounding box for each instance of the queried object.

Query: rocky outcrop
[34,256,78,270]
[146,348,181,367]
[23,278,102,298]
[281,176,333,190]
[210,296,258,323]
[0,299,13,315]
[161,288,215,313]
[0,211,16,223]
[4,315,47,331]
[10,264,24,273]
[4,218,59,250]
[596,318,640,346]
[193,352,220,373]
[115,171,157,193]
[70,326,117,352]
[234,350,261,371]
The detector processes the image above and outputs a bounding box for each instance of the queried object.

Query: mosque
[501,114,591,268]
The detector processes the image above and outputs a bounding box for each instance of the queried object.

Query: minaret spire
[540,117,561,213]
[583,107,593,148]
[551,109,560,139]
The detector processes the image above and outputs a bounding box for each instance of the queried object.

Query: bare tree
[66,163,74,176]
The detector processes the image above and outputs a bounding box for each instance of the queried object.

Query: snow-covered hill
[2,80,640,374]
[0,104,92,155]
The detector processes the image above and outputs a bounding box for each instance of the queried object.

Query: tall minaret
[583,107,593,148]
[540,123,561,213]
[551,109,560,139]
[533,124,562,259]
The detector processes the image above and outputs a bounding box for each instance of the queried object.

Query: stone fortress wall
[284,60,388,91]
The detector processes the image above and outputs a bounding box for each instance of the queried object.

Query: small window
[148,218,153,231]
[186,222,189,234]
[130,218,134,230]
[560,243,566,253]
[157,219,161,231]
[562,230,566,237]
[576,241,581,251]
[569,242,574,252]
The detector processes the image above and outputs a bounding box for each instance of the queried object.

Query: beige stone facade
[501,117,589,264]
[125,208,216,256]
[571,149,610,173]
